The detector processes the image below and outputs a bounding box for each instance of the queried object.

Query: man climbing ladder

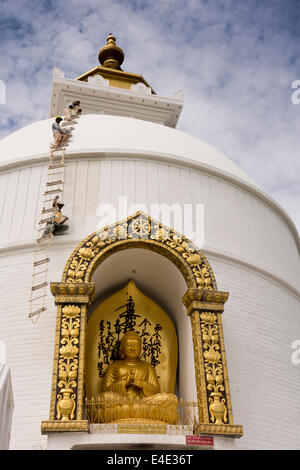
[51,116,71,150]
[43,195,69,237]
[64,100,82,122]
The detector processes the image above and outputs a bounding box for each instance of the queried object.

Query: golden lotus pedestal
[111,418,169,424]
[104,418,174,436]
[89,421,194,437]
[87,397,197,437]
[87,394,179,427]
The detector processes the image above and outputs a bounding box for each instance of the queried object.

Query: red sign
[186,435,214,446]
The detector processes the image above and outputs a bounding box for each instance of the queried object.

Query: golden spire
[98,34,125,70]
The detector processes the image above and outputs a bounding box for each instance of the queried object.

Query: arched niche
[85,247,197,403]
[41,212,243,438]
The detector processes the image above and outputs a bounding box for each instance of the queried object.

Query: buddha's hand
[131,373,144,389]
[126,369,143,389]
[132,378,144,389]
[125,369,135,387]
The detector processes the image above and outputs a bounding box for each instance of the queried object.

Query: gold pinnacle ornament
[98,34,125,70]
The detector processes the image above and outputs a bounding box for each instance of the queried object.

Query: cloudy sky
[1,0,299,233]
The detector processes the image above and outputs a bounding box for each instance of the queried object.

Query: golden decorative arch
[62,211,217,290]
[41,212,243,438]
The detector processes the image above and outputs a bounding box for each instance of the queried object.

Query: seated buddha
[96,330,178,424]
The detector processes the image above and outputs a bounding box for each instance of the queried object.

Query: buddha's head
[120,330,142,360]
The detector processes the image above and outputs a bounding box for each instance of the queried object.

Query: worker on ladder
[50,116,71,150]
[43,196,69,237]
[64,100,82,122]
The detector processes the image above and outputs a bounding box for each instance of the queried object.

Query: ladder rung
[33,258,50,267]
[37,234,53,243]
[48,164,65,169]
[34,243,51,252]
[46,180,64,187]
[43,189,63,195]
[48,171,64,176]
[28,307,47,318]
[39,216,55,224]
[34,251,49,258]
[37,225,56,232]
[50,146,66,152]
[51,147,68,153]
[43,198,57,204]
[37,226,53,232]
[32,282,48,291]
[32,269,48,277]
[42,207,56,214]
[29,294,47,303]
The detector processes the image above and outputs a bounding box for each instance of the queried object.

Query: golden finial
[98,34,125,70]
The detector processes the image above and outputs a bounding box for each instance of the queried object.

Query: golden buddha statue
[96,330,178,424]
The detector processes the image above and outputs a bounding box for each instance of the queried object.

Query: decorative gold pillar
[41,282,95,433]
[182,289,243,438]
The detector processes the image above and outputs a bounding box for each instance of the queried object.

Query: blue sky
[0,0,300,233]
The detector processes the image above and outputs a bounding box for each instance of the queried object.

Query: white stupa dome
[0,114,256,187]
[0,112,299,291]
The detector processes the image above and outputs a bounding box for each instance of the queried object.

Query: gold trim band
[41,420,89,433]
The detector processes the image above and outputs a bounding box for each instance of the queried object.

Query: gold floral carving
[62,212,217,290]
[195,423,243,438]
[200,311,228,425]
[50,282,95,306]
[56,305,81,421]
[182,289,229,309]
[50,282,95,296]
[190,311,209,424]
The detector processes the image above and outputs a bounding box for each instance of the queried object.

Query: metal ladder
[28,119,77,322]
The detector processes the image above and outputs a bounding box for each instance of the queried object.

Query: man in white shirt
[51,116,71,149]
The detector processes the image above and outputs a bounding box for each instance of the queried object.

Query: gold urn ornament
[209,392,227,425]
[57,388,76,421]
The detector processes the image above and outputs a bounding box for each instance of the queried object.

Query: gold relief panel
[42,295,92,432]
[56,304,81,421]
[199,312,227,425]
[189,309,242,436]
